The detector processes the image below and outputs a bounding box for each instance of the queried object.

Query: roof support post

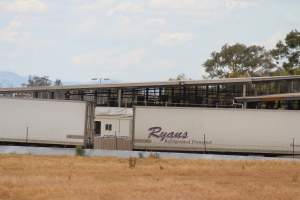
[80,90,84,101]
[65,91,70,100]
[50,92,55,99]
[216,84,220,107]
[159,87,162,105]
[33,91,39,98]
[182,86,186,106]
[242,84,247,109]
[94,90,98,105]
[145,88,149,106]
[118,89,122,107]
[205,85,209,106]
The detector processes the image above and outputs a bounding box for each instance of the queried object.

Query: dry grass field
[0,155,299,200]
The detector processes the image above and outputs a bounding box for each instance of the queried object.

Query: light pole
[91,77,110,84]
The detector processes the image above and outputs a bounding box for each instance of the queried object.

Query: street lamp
[91,77,110,84]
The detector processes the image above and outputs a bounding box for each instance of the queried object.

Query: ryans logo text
[148,127,188,141]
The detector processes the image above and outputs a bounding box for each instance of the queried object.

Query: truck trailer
[2,99,299,155]
[133,106,300,155]
[0,97,94,146]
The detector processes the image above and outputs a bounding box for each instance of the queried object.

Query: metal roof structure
[1,75,300,93]
[1,75,300,110]
[235,92,300,102]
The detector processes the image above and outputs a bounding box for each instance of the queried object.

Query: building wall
[94,116,132,137]
[93,116,132,150]
[2,77,300,109]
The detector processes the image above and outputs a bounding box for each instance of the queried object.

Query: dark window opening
[105,124,112,131]
[95,121,101,136]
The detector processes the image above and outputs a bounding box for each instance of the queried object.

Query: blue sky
[0,0,299,82]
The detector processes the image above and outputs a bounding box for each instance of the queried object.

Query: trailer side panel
[0,98,87,145]
[134,107,300,154]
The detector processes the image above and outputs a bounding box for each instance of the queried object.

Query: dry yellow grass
[0,155,299,200]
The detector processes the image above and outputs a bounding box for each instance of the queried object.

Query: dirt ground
[0,155,299,200]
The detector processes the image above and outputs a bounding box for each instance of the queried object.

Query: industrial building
[1,75,300,109]
[1,75,300,154]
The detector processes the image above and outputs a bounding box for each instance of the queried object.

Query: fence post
[292,138,295,159]
[26,126,29,143]
[204,134,207,154]
[115,131,118,150]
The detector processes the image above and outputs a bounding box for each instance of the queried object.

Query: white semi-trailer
[133,107,300,155]
[0,98,94,146]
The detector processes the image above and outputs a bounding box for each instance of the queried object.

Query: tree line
[23,75,62,87]
[203,30,300,79]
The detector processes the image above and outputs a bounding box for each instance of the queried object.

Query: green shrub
[75,146,85,156]
[138,152,144,159]
[128,157,137,169]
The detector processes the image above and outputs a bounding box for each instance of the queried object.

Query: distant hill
[0,71,28,88]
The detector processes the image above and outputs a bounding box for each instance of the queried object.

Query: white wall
[94,116,132,138]
[0,98,87,145]
[134,107,300,154]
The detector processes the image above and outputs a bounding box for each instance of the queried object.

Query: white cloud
[107,2,144,16]
[75,1,144,16]
[0,0,47,13]
[259,32,285,49]
[0,20,29,43]
[70,0,258,43]
[71,48,146,70]
[155,32,195,46]
[74,0,115,12]
[149,0,258,19]
[224,0,258,10]
[149,0,214,18]
[0,30,19,43]
[143,60,177,71]
[145,18,167,27]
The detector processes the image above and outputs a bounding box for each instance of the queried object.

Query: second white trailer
[133,107,300,154]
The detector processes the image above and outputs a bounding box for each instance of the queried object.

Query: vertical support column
[50,92,55,99]
[131,88,135,107]
[117,89,122,107]
[65,91,70,100]
[80,90,84,101]
[205,85,209,106]
[94,90,98,105]
[33,91,39,99]
[145,88,149,106]
[171,87,175,106]
[194,86,198,106]
[242,84,247,109]
[182,86,186,106]
[107,89,111,106]
[159,87,162,105]
[216,84,220,107]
